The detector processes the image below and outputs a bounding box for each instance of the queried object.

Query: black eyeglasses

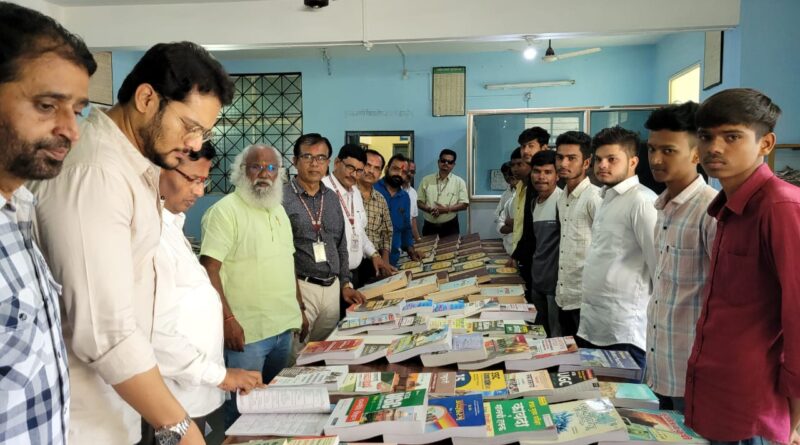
[298,153,330,164]
[342,162,365,176]
[438,159,455,165]
[245,163,278,175]
[174,168,209,187]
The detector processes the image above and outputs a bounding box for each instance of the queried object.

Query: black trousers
[422,216,460,237]
[558,307,581,337]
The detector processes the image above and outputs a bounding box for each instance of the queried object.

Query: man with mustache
[375,154,420,266]
[494,161,518,255]
[511,127,550,251]
[285,134,365,357]
[554,131,601,338]
[0,3,95,443]
[417,148,469,237]
[357,149,394,283]
[643,102,716,413]
[147,142,263,441]
[31,42,233,444]
[684,89,800,445]
[201,144,306,427]
[578,126,657,373]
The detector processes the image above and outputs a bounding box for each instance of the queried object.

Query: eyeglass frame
[297,153,330,164]
[244,162,279,175]
[438,158,455,165]
[340,160,365,176]
[173,167,210,188]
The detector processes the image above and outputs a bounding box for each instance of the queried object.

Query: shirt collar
[708,163,773,218]
[89,107,156,176]
[602,175,640,198]
[566,176,592,199]
[291,176,328,197]
[0,185,34,211]
[655,175,708,210]
[326,174,352,195]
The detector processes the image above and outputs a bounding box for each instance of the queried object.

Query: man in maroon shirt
[685,88,800,445]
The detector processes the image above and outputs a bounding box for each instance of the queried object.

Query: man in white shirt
[322,144,392,297]
[495,162,518,255]
[145,143,263,443]
[578,126,658,372]
[554,131,602,337]
[404,159,421,241]
[31,42,233,444]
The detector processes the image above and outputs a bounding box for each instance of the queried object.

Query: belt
[298,274,337,287]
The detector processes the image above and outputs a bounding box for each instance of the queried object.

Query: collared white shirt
[31,107,161,444]
[555,177,602,310]
[323,175,377,269]
[578,175,658,350]
[153,208,226,417]
[495,186,517,255]
[404,184,419,218]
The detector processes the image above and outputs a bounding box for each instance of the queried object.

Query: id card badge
[313,241,327,263]
[349,229,360,252]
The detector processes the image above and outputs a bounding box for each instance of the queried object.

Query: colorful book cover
[436,276,479,292]
[527,336,579,358]
[338,314,396,330]
[433,301,466,314]
[455,370,508,398]
[450,260,485,273]
[615,408,707,443]
[328,389,428,429]
[358,343,389,357]
[504,323,530,334]
[486,335,530,358]
[599,382,658,403]
[549,370,596,388]
[467,320,505,334]
[348,298,404,314]
[506,371,554,396]
[401,299,434,313]
[486,265,518,275]
[480,285,525,297]
[483,398,555,438]
[549,398,626,441]
[338,372,399,394]
[452,333,485,352]
[387,326,449,355]
[424,394,486,433]
[303,339,363,355]
[579,349,641,371]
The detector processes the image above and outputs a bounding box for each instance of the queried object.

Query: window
[523,116,582,146]
[669,64,700,104]
[209,73,302,194]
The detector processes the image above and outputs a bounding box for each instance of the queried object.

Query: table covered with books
[224,235,705,445]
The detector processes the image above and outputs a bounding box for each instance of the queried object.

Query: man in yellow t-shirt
[417,148,469,237]
[200,144,307,427]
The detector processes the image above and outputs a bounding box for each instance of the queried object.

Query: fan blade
[555,47,602,60]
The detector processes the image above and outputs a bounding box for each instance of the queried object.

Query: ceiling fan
[542,39,601,62]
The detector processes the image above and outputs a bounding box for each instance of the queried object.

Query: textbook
[519,398,627,445]
[269,365,349,390]
[334,372,400,395]
[468,293,528,305]
[323,389,429,442]
[385,275,440,301]
[480,303,537,322]
[466,319,529,336]
[406,372,458,397]
[486,265,519,276]
[325,343,389,365]
[382,315,430,335]
[458,335,531,371]
[426,277,481,302]
[449,266,492,284]
[559,349,643,381]
[486,275,526,285]
[296,339,365,365]
[453,398,557,445]
[357,273,409,300]
[448,259,486,274]
[236,386,332,414]
[399,299,435,317]
[597,408,708,445]
[477,285,525,298]
[506,370,600,403]
[383,394,488,444]
[598,382,659,409]
[346,298,405,318]
[455,370,509,399]
[503,323,547,339]
[337,314,398,335]
[226,413,329,437]
[386,326,452,363]
[505,336,580,371]
[454,251,488,264]
[420,333,488,367]
[431,300,469,317]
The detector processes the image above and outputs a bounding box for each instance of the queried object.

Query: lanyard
[291,179,325,234]
[328,176,355,228]
[436,175,449,203]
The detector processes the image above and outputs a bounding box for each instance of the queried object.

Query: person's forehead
[440,154,455,160]
[300,141,329,153]
[595,144,627,157]
[556,144,582,155]
[365,153,383,165]
[341,156,364,167]
[180,157,212,175]
[698,124,752,134]
[247,147,278,163]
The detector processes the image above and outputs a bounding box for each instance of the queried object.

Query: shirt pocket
[714,250,759,306]
[0,286,46,391]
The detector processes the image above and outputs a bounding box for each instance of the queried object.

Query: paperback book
[386,326,452,363]
[357,273,409,300]
[385,275,440,301]
[236,386,332,414]
[269,365,349,390]
[560,349,643,381]
[297,339,365,365]
[406,372,459,397]
[455,370,509,399]
[458,335,531,370]
[346,298,405,318]
[323,389,429,442]
[506,370,600,403]
[420,333,488,367]
[505,336,580,371]
[334,372,400,395]
[598,408,708,445]
[399,299,435,316]
[598,382,659,409]
[337,314,398,335]
[452,397,557,445]
[383,394,488,444]
[518,398,628,445]
[426,277,481,302]
[325,343,389,366]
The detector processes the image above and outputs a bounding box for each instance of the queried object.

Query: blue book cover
[425,394,486,433]
[433,301,466,313]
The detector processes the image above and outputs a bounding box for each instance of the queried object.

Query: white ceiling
[48,0,249,5]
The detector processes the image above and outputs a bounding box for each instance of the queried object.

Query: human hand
[223,317,245,352]
[298,311,310,342]
[505,258,517,268]
[218,368,264,394]
[372,256,394,277]
[342,287,366,304]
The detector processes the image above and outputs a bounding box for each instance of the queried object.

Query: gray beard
[233,176,284,209]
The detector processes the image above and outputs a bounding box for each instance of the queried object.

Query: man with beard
[417,149,469,237]
[201,144,306,427]
[357,149,394,283]
[285,134,365,357]
[322,144,392,291]
[511,127,550,250]
[554,131,601,337]
[31,42,233,444]
[374,154,420,266]
[578,126,657,373]
[0,4,95,443]
[148,142,263,441]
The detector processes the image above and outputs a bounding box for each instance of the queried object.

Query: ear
[630,155,640,171]
[582,155,592,171]
[133,83,160,115]
[689,146,701,164]
[758,132,777,157]
[292,156,299,167]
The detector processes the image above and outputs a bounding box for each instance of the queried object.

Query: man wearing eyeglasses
[322,144,393,293]
[31,42,233,444]
[284,134,366,359]
[417,149,469,237]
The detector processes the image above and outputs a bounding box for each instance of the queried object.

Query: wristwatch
[154,414,192,445]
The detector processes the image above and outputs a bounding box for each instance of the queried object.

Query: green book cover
[485,397,554,437]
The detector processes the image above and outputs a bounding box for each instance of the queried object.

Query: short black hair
[696,88,782,138]
[510,147,522,160]
[337,143,367,164]
[645,102,700,133]
[518,127,550,147]
[592,126,640,158]
[555,131,592,160]
[530,149,557,168]
[0,2,97,84]
[386,153,409,174]
[364,148,385,169]
[188,140,217,162]
[439,148,457,161]
[500,162,512,176]
[293,133,333,158]
[117,42,233,106]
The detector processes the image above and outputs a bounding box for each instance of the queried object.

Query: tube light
[484,80,575,90]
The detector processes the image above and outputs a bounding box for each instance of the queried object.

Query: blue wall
[653,32,704,103]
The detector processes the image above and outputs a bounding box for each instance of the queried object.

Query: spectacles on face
[438,158,455,165]
[174,167,209,187]
[245,162,278,175]
[342,162,365,176]
[298,153,329,164]
[179,117,215,143]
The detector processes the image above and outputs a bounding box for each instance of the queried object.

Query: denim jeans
[223,329,293,428]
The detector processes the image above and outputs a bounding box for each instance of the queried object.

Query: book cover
[506,371,555,397]
[302,339,364,355]
[357,273,409,299]
[598,382,658,407]
[486,265,519,276]
[483,398,556,439]
[455,370,508,399]
[449,266,491,284]
[529,336,579,358]
[615,408,707,443]
[425,394,486,432]
[324,389,429,439]
[338,314,397,331]
[270,366,348,387]
[550,370,597,389]
[347,298,404,315]
[387,326,450,356]
[400,299,435,315]
[547,398,627,442]
[337,372,399,394]
[479,285,525,298]
[432,300,466,315]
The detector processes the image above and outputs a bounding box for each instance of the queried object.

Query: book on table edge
[517,398,628,445]
[325,343,389,365]
[420,333,488,367]
[382,394,488,444]
[323,389,429,442]
[597,408,708,445]
[452,397,557,445]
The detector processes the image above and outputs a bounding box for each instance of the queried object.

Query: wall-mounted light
[522,36,537,60]
[484,80,575,90]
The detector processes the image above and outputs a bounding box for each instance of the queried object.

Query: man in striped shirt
[644,102,717,412]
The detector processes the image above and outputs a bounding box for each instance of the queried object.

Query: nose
[185,136,203,152]
[193,182,205,197]
[55,107,80,143]
[650,152,663,165]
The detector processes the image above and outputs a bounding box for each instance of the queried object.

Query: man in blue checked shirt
[0,3,96,444]
[374,154,421,266]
